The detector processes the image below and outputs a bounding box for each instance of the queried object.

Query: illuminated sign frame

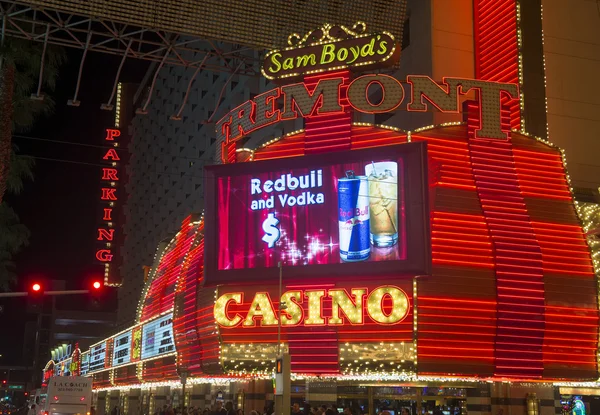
[214,285,411,328]
[96,128,122,286]
[141,313,175,360]
[112,330,132,367]
[89,341,107,372]
[216,74,519,163]
[204,142,430,284]
[261,22,398,81]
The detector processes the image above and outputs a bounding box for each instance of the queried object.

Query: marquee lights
[262,23,398,80]
[214,286,410,328]
[328,289,366,325]
[97,128,122,286]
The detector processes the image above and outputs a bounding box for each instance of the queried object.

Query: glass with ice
[365,161,398,247]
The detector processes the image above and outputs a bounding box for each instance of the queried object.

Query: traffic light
[89,280,104,307]
[30,283,43,294]
[1,380,6,388]
[27,281,45,313]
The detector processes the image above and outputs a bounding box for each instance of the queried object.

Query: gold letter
[367,286,409,325]
[448,78,519,139]
[215,99,255,144]
[243,292,279,327]
[253,88,281,131]
[281,78,343,119]
[280,290,303,325]
[347,46,360,64]
[336,47,349,62]
[296,54,316,68]
[268,52,282,73]
[348,74,404,113]
[328,289,366,325]
[304,290,326,325]
[283,57,295,70]
[320,44,336,64]
[406,75,459,112]
[377,40,388,55]
[214,292,243,327]
[360,38,376,57]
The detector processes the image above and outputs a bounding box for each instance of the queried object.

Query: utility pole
[277,262,283,356]
[274,262,290,415]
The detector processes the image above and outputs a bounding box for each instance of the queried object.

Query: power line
[20,155,108,168]
[13,134,127,152]
[13,134,213,162]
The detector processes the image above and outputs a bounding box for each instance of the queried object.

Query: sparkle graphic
[274,225,337,266]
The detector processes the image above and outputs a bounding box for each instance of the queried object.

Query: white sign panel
[113,331,131,366]
[141,313,174,360]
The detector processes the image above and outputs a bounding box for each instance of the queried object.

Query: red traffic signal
[92,281,102,290]
[26,280,45,312]
[28,281,45,297]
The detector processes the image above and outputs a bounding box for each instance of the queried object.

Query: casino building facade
[46,1,600,415]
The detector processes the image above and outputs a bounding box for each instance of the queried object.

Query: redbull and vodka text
[250,170,325,210]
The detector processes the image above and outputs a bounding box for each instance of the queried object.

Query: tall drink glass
[365,161,398,247]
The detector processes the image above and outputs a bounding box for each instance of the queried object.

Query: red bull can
[338,171,370,262]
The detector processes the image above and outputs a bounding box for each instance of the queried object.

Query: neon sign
[214,285,410,328]
[262,23,397,80]
[96,128,121,283]
[216,75,519,162]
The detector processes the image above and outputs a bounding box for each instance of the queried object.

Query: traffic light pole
[0,290,91,298]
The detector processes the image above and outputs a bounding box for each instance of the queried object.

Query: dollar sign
[262,213,281,248]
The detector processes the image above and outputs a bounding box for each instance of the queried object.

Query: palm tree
[0,146,34,289]
[0,38,65,203]
[0,37,65,288]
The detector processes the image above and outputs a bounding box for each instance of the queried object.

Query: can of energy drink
[338,171,371,262]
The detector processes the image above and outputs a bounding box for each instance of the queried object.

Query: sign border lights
[96,128,122,287]
[215,74,519,162]
[261,22,398,81]
[214,285,411,328]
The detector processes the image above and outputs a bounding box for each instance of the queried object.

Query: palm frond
[6,145,34,195]
[0,203,31,254]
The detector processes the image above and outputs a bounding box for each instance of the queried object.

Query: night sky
[0,49,148,364]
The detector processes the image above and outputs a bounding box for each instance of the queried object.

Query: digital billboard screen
[205,142,430,283]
